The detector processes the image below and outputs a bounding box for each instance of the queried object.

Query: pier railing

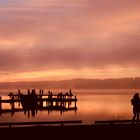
[0,120,82,128]
[95,120,138,124]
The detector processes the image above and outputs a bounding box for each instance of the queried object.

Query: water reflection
[0,90,136,124]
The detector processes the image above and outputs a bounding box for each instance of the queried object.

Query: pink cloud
[0,0,140,74]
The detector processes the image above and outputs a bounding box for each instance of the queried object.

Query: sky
[0,0,140,82]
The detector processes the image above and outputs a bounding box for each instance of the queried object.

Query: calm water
[0,89,137,124]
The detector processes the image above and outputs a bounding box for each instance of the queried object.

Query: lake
[0,89,137,124]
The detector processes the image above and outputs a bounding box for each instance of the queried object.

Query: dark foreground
[0,123,140,140]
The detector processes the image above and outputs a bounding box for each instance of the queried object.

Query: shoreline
[0,123,140,139]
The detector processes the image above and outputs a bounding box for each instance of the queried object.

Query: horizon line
[0,77,139,83]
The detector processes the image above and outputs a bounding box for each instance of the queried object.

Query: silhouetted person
[131,93,140,121]
[69,89,73,99]
[69,89,72,95]
[27,89,30,95]
[9,92,13,97]
[41,89,44,94]
[31,89,36,96]
[39,89,41,94]
[39,89,44,95]
[18,89,21,95]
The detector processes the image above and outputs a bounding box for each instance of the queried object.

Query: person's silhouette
[27,89,30,95]
[131,93,140,121]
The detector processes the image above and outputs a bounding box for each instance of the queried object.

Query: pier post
[0,96,2,111]
[64,95,66,107]
[51,101,53,108]
[74,96,77,108]
[39,95,43,107]
[11,96,15,116]
[68,101,70,108]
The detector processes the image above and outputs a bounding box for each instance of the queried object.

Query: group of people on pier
[16,89,73,97]
[18,89,44,96]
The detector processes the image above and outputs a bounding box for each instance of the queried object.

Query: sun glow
[0,66,139,82]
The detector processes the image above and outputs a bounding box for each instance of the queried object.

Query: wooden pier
[0,90,78,116]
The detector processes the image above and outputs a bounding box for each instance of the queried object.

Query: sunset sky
[0,0,140,82]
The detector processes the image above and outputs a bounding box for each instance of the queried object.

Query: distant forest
[0,78,140,90]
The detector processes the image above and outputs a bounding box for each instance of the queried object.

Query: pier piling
[0,96,2,111]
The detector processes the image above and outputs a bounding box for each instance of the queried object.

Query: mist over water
[0,89,137,124]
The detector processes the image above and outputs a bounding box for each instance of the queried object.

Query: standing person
[27,89,30,95]
[131,93,140,121]
[41,89,44,95]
